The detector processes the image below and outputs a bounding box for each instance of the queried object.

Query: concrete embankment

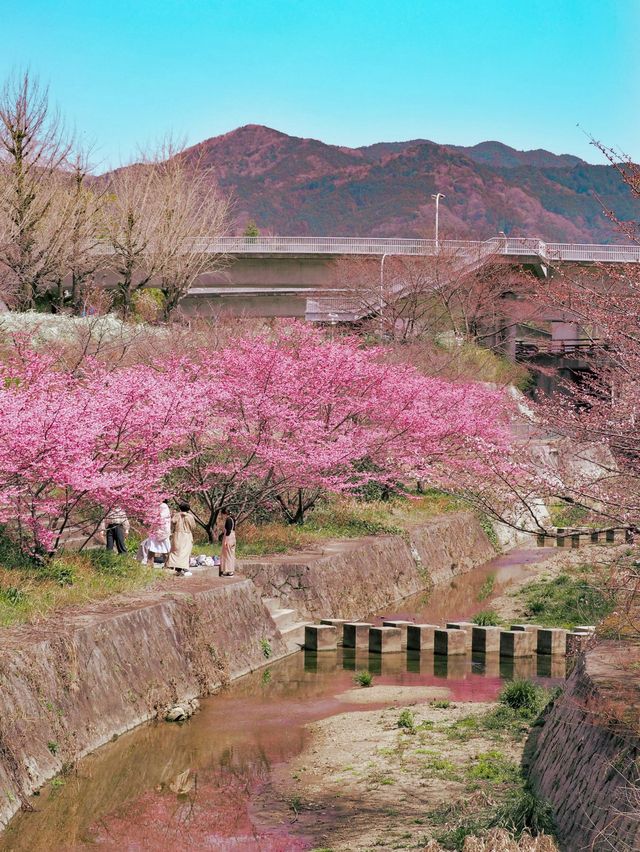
[0,511,493,828]
[525,640,640,851]
[241,511,496,619]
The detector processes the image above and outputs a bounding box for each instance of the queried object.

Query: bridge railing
[92,235,640,263]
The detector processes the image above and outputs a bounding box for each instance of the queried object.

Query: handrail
[93,236,640,263]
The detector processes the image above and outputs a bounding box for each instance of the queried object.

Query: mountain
[177,125,638,242]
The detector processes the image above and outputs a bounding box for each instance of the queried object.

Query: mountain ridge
[168,125,638,241]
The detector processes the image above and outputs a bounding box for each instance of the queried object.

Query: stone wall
[524,641,640,851]
[0,511,494,830]
[241,511,495,619]
[0,578,286,828]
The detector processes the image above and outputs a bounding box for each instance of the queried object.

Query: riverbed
[0,547,569,851]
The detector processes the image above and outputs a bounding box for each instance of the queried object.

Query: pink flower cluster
[0,324,513,554]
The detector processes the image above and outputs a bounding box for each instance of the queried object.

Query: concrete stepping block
[575,625,596,633]
[537,627,567,655]
[511,624,542,634]
[343,622,373,650]
[304,624,337,651]
[369,626,402,654]
[446,621,474,651]
[471,625,502,653]
[434,628,467,656]
[406,624,439,651]
[320,618,350,642]
[382,619,414,648]
[500,630,535,657]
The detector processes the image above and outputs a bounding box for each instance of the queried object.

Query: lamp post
[431,192,446,249]
[379,252,388,329]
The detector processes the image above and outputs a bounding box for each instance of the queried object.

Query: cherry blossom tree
[171,324,513,534]
[0,343,198,555]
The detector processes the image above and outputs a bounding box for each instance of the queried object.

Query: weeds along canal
[1,547,564,851]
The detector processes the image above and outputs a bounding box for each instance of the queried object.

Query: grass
[520,572,613,629]
[476,574,495,602]
[465,750,520,784]
[471,609,500,626]
[548,499,589,529]
[192,492,461,559]
[0,489,461,628]
[499,680,553,719]
[0,539,158,628]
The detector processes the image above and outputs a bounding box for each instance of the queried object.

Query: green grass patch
[477,574,495,602]
[0,537,158,628]
[471,609,500,626]
[520,572,613,629]
[466,750,520,784]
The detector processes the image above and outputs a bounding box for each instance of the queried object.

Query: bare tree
[151,144,230,320]
[0,70,72,308]
[101,161,164,317]
[332,242,523,345]
[102,142,230,318]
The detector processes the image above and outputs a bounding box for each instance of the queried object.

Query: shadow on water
[1,548,563,851]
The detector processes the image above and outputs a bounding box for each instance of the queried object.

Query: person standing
[220,516,236,577]
[166,502,196,577]
[101,506,130,555]
[139,499,172,566]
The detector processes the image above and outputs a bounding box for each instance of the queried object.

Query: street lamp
[431,192,446,249]
[379,252,388,327]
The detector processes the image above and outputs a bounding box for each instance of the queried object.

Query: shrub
[354,669,373,687]
[397,709,416,730]
[499,680,550,719]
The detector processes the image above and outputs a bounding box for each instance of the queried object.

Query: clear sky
[1,0,638,170]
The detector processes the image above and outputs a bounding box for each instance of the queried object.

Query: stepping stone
[382,620,414,648]
[343,622,373,650]
[511,624,542,633]
[406,624,439,651]
[537,628,568,655]
[590,531,600,543]
[446,621,474,651]
[471,625,502,653]
[320,618,350,642]
[369,626,402,654]
[304,624,337,651]
[499,630,535,657]
[574,625,596,633]
[434,628,467,656]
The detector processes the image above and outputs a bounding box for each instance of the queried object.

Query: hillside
[177,125,638,241]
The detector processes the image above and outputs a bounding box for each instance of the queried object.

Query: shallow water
[1,547,561,851]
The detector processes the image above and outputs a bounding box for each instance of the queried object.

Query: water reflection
[2,547,565,851]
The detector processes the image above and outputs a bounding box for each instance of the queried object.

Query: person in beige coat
[166,502,197,577]
[220,516,236,576]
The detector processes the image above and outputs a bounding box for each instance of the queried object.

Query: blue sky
[1,0,638,169]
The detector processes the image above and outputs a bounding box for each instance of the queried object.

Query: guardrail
[186,235,640,263]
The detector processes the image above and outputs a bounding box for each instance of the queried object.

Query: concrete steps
[262,597,311,653]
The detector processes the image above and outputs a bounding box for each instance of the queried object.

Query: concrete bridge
[180,235,640,320]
